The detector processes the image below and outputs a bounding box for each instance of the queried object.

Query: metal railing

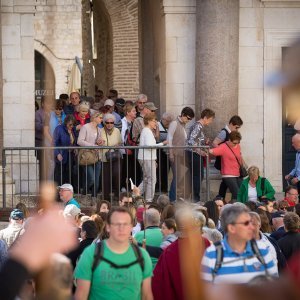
[1,145,211,208]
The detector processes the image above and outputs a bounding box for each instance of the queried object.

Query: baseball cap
[104,99,115,107]
[115,98,125,107]
[144,102,158,111]
[59,183,74,193]
[271,211,285,219]
[10,209,24,220]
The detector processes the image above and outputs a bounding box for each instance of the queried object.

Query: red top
[212,142,242,176]
[284,196,296,207]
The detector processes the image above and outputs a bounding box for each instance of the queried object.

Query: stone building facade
[0,0,300,193]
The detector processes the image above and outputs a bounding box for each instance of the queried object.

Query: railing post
[206,150,210,202]
[2,148,6,208]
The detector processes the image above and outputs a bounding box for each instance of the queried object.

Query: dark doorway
[282,47,298,189]
[35,51,55,106]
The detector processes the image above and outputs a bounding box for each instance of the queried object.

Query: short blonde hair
[248,166,260,178]
[79,101,90,112]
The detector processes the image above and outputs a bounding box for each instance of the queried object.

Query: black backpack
[214,128,230,170]
[212,239,272,282]
[91,241,145,273]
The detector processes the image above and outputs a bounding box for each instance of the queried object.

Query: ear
[227,224,236,235]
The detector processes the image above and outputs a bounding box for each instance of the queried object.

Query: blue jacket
[49,111,66,137]
[53,124,76,164]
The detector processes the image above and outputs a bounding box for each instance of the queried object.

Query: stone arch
[86,0,140,99]
[34,40,57,100]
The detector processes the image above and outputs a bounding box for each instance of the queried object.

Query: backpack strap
[250,239,270,277]
[222,128,230,142]
[212,241,224,282]
[92,241,145,273]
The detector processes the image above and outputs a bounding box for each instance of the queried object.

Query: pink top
[212,143,242,177]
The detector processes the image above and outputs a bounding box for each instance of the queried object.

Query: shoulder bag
[225,143,248,178]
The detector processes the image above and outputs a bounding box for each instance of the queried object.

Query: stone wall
[239,0,300,190]
[34,0,82,97]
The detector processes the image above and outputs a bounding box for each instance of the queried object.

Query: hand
[129,236,137,245]
[57,154,63,161]
[292,177,299,185]
[96,138,104,146]
[163,140,168,145]
[76,124,82,131]
[199,149,208,157]
[132,186,141,196]
[285,174,291,180]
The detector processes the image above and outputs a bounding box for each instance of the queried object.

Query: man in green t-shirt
[74,207,153,300]
[134,208,163,269]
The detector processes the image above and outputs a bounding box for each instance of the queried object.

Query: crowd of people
[0,177,300,299]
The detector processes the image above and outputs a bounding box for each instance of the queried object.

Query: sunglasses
[105,121,114,124]
[233,220,252,226]
[138,102,146,104]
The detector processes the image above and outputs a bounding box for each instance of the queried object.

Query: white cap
[59,183,74,193]
[104,99,114,107]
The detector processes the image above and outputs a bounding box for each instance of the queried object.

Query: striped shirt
[201,236,278,284]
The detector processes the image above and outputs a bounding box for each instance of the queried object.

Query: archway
[92,0,113,95]
[34,50,55,105]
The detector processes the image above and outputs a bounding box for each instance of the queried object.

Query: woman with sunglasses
[100,113,122,200]
[209,131,245,202]
[77,112,104,200]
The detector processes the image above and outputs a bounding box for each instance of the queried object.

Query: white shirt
[248,184,258,202]
[138,127,163,160]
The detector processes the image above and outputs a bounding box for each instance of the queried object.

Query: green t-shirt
[134,227,163,269]
[74,241,152,300]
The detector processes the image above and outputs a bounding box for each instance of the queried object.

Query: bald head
[292,134,300,151]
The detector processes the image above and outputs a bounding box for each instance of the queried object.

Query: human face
[203,117,214,126]
[250,174,259,184]
[181,115,193,124]
[250,217,261,239]
[70,92,80,106]
[229,139,240,147]
[137,99,147,112]
[66,121,74,131]
[266,201,274,213]
[229,124,241,132]
[161,222,174,237]
[119,197,133,207]
[55,107,63,116]
[215,200,224,212]
[287,188,299,204]
[93,114,103,125]
[228,213,254,243]
[79,109,89,119]
[127,108,137,120]
[107,212,133,243]
[148,119,157,130]
[292,135,300,151]
[104,118,115,130]
[59,189,73,203]
[100,203,109,213]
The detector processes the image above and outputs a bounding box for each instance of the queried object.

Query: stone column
[162,0,196,115]
[196,0,239,136]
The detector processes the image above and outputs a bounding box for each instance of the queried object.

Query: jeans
[187,151,204,202]
[222,177,242,201]
[138,159,156,201]
[82,161,101,197]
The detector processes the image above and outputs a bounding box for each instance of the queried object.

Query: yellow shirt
[100,127,122,162]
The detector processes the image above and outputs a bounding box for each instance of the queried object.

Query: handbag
[225,143,248,178]
[78,128,100,165]
[105,129,122,162]
[78,149,99,165]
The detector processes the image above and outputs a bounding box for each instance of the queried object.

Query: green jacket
[237,176,275,203]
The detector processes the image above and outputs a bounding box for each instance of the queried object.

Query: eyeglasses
[288,192,299,196]
[138,101,146,104]
[232,220,252,226]
[110,222,132,228]
[105,121,114,124]
[280,206,288,210]
[186,116,192,120]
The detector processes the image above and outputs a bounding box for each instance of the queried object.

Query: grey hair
[144,208,160,226]
[202,227,223,243]
[79,101,90,111]
[192,210,206,229]
[220,204,250,233]
[103,113,115,123]
[162,112,175,122]
[156,194,170,208]
[249,211,261,224]
[136,94,148,102]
